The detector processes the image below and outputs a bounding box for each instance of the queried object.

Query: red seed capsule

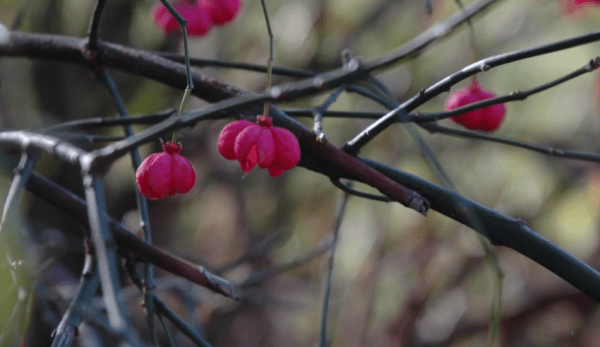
[136,141,196,200]
[446,79,506,132]
[206,0,241,26]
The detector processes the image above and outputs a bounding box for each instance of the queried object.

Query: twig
[319,190,351,347]
[239,237,333,289]
[415,56,600,123]
[359,157,600,303]
[330,178,390,202]
[97,69,158,344]
[43,109,176,132]
[86,0,108,50]
[156,52,315,78]
[345,30,600,153]
[421,122,600,163]
[0,150,38,237]
[50,252,101,347]
[80,169,131,332]
[125,258,213,347]
[11,163,239,299]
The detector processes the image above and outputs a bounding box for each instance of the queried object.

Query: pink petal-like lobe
[270,126,301,170]
[234,125,275,174]
[170,153,197,194]
[207,0,241,25]
[136,153,173,200]
[217,120,253,159]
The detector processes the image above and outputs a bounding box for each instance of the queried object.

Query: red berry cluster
[217,115,301,177]
[136,141,196,200]
[152,0,240,37]
[445,79,506,132]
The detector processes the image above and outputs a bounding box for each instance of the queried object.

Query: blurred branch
[81,171,133,334]
[125,258,214,347]
[239,237,333,290]
[9,162,239,300]
[43,109,176,132]
[51,253,100,347]
[345,29,600,152]
[97,68,158,343]
[157,52,315,78]
[363,0,498,72]
[360,157,600,303]
[421,122,600,163]
[320,191,351,347]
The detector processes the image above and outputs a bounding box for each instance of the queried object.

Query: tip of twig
[201,267,240,300]
[0,22,9,45]
[409,197,429,216]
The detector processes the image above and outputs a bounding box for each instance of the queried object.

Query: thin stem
[0,151,38,237]
[43,110,176,132]
[80,167,130,332]
[319,190,351,347]
[125,258,213,347]
[421,122,600,163]
[157,0,195,143]
[260,0,274,118]
[239,237,333,289]
[157,312,176,347]
[330,179,391,202]
[156,52,315,77]
[87,0,108,50]
[97,69,158,343]
[313,86,346,136]
[46,133,126,143]
[51,252,101,347]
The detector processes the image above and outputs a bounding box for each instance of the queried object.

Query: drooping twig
[360,157,600,303]
[319,190,351,347]
[239,237,333,290]
[0,150,38,237]
[80,168,132,333]
[50,252,101,347]
[18,167,239,300]
[125,258,213,347]
[97,69,158,344]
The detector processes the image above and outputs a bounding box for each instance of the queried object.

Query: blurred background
[2,0,600,345]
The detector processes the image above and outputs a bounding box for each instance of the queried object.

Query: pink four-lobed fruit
[136,141,197,200]
[151,0,241,37]
[445,79,506,132]
[217,115,301,177]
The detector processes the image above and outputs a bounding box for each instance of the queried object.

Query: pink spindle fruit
[136,141,196,200]
[207,0,241,25]
[445,79,506,132]
[217,115,301,177]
